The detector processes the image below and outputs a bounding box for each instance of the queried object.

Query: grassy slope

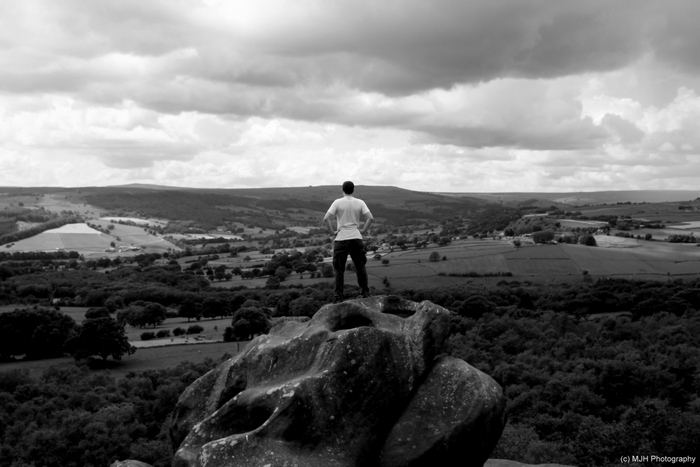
[0,341,239,380]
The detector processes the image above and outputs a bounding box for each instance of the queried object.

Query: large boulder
[379,356,506,467]
[169,296,505,467]
[110,461,154,467]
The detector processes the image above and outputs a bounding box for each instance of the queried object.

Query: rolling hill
[2,185,699,239]
[441,190,700,207]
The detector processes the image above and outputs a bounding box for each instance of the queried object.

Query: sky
[1,0,700,193]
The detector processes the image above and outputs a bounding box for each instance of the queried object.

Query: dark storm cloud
[2,1,691,95]
[240,1,664,95]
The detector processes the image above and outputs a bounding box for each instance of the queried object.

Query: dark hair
[342,181,355,194]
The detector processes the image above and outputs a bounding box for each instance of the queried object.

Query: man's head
[342,181,355,195]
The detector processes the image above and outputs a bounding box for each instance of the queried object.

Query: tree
[288,296,319,317]
[438,237,451,246]
[0,307,77,359]
[179,297,202,322]
[230,319,251,344]
[455,295,497,319]
[429,251,441,262]
[103,296,124,313]
[141,302,168,327]
[0,265,12,281]
[117,302,166,328]
[532,230,555,244]
[580,234,597,246]
[321,264,334,278]
[382,259,390,266]
[85,307,110,319]
[275,266,289,281]
[66,317,136,362]
[202,296,225,319]
[230,307,270,340]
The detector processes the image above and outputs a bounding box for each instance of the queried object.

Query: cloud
[600,114,645,144]
[2,1,700,191]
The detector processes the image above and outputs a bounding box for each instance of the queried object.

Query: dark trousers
[332,239,369,298]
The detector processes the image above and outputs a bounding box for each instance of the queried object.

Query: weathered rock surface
[379,356,506,466]
[167,296,505,467]
[110,461,155,467]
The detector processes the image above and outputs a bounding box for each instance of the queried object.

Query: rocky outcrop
[141,296,504,466]
[379,356,506,467]
[110,461,155,467]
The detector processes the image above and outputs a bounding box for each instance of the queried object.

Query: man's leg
[348,239,369,297]
[332,240,349,301]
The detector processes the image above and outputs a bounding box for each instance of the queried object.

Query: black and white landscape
[2,1,700,466]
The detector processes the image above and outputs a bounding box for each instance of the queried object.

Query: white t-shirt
[327,195,371,241]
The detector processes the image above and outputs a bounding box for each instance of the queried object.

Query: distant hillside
[79,185,486,229]
[439,190,700,207]
[3,185,698,234]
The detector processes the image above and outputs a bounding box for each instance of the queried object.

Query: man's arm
[323,212,336,235]
[360,211,373,234]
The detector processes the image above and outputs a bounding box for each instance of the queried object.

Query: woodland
[0,186,699,466]
[0,255,699,466]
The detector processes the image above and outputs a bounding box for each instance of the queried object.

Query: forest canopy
[0,269,699,466]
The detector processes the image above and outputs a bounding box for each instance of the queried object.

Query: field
[360,236,700,287]
[0,306,244,379]
[4,224,108,252]
[557,219,608,228]
[35,193,105,218]
[669,221,700,229]
[578,200,700,224]
[0,341,239,380]
[3,221,179,257]
[423,255,510,275]
[100,217,168,227]
[202,232,700,291]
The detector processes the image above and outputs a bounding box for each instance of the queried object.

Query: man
[324,181,374,302]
